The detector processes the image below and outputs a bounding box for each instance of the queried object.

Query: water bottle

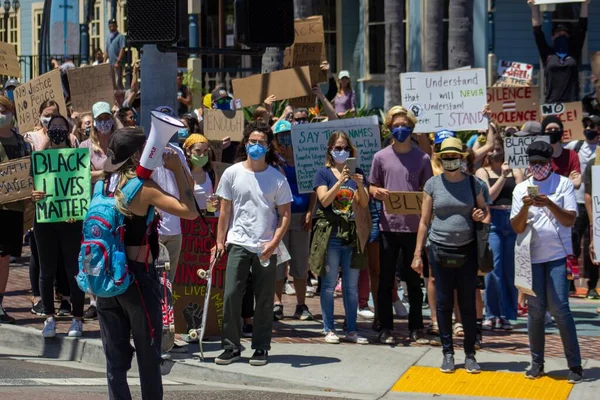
[257,245,270,267]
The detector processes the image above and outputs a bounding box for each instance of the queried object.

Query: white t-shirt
[193,172,213,210]
[216,162,293,251]
[151,144,192,236]
[511,173,577,264]
[564,140,597,204]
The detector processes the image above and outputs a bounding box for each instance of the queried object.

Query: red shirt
[551,148,581,177]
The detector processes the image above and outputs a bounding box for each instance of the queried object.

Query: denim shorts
[368,199,382,243]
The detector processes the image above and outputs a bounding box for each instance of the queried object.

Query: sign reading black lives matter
[32,148,91,223]
[504,135,550,169]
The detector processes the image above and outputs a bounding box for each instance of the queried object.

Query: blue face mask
[5,89,14,102]
[215,101,232,111]
[246,143,267,160]
[391,126,413,143]
[177,127,189,139]
[553,36,569,58]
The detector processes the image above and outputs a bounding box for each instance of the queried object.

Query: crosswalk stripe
[0,378,182,386]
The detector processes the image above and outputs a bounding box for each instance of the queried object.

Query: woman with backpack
[93,127,197,399]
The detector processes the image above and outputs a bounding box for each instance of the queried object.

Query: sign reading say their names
[504,135,550,169]
[0,157,33,204]
[384,192,423,215]
[67,64,114,113]
[32,148,91,223]
[203,109,245,142]
[400,68,488,133]
[291,116,381,194]
[487,87,540,126]
[14,69,67,133]
[540,102,583,141]
[0,41,21,78]
[592,166,600,263]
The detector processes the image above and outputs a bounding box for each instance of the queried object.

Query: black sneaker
[587,289,600,300]
[440,353,455,373]
[31,300,45,316]
[83,305,98,320]
[273,304,284,321]
[57,300,71,316]
[525,363,544,379]
[567,366,583,384]
[465,355,481,374]
[293,304,313,321]
[0,306,15,324]
[249,350,268,366]
[242,324,253,338]
[214,349,241,365]
[475,333,482,350]
[410,329,429,345]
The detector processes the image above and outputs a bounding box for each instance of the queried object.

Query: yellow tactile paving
[392,366,573,400]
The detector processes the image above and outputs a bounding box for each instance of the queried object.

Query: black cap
[211,88,230,102]
[103,128,146,172]
[541,115,564,133]
[583,115,600,126]
[552,23,569,35]
[108,18,117,25]
[526,141,553,163]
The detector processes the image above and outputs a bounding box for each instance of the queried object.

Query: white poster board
[496,60,533,86]
[400,68,488,133]
[504,135,550,169]
[291,116,381,194]
[514,224,536,296]
[591,166,600,263]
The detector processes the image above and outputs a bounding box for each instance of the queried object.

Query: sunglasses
[332,146,351,152]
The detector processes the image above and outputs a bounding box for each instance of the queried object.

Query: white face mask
[40,116,51,127]
[0,112,12,128]
[441,158,461,171]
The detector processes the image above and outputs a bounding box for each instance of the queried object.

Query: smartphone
[346,157,357,173]
[527,186,539,198]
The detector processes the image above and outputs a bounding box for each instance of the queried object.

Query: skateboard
[156,243,175,354]
[195,252,220,359]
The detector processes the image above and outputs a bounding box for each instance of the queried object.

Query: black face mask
[48,128,69,145]
[553,36,569,55]
[584,129,598,141]
[548,130,563,144]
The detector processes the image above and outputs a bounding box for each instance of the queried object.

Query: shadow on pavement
[267,354,341,368]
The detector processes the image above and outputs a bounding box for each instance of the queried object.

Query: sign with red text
[487,86,540,126]
[496,60,533,87]
[400,69,488,133]
[173,217,227,337]
[540,102,583,141]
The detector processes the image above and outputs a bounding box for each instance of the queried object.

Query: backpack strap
[92,180,105,198]
[574,140,584,154]
[120,177,145,206]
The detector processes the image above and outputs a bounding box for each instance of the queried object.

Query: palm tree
[448,0,474,69]
[384,0,405,109]
[261,0,315,73]
[424,0,445,71]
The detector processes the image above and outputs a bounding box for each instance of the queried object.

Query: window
[365,0,408,76]
[90,1,102,57]
[33,9,43,53]
[0,12,19,54]
[318,0,337,71]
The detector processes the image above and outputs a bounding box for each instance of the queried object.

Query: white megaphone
[136,110,185,179]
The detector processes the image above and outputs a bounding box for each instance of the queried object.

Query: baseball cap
[103,128,146,172]
[92,101,112,119]
[211,88,231,102]
[3,78,19,90]
[338,70,350,80]
[154,106,176,118]
[273,120,291,134]
[519,121,542,136]
[552,23,569,35]
[583,115,600,126]
[434,129,456,145]
[108,18,117,25]
[527,141,553,163]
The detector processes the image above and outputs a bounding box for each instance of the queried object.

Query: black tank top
[485,169,516,206]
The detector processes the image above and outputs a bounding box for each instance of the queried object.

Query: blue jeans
[321,237,360,333]
[485,209,518,320]
[528,258,581,368]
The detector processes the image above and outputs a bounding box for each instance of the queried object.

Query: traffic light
[235,0,294,48]
[127,0,187,45]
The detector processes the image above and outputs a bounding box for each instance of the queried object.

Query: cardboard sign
[31,148,91,223]
[0,41,21,78]
[0,157,33,204]
[400,68,488,133]
[534,0,583,4]
[13,70,67,133]
[384,192,423,215]
[291,116,381,194]
[540,102,583,141]
[285,42,324,108]
[283,16,327,68]
[487,87,540,126]
[514,224,536,296]
[495,60,533,87]
[211,162,232,184]
[353,199,372,252]
[504,135,550,169]
[209,140,223,163]
[592,166,600,263]
[203,109,245,142]
[231,66,313,107]
[67,64,114,113]
[173,217,227,337]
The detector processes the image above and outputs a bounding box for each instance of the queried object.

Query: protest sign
[540,102,583,141]
[291,116,381,194]
[31,148,91,223]
[504,135,550,169]
[353,199,372,252]
[209,140,223,162]
[0,157,33,204]
[286,42,324,108]
[495,60,533,87]
[384,192,423,215]
[173,217,227,337]
[592,166,600,263]
[283,16,327,69]
[534,0,583,4]
[487,87,540,126]
[203,109,245,142]
[231,66,313,107]
[400,68,488,133]
[592,52,600,102]
[0,41,21,78]
[514,224,536,296]
[13,70,67,133]
[212,162,232,183]
[67,64,114,113]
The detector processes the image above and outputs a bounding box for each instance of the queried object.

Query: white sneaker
[306,286,315,298]
[345,331,369,344]
[324,331,340,344]
[358,307,375,319]
[394,299,408,318]
[68,319,83,337]
[284,282,296,295]
[311,278,319,286]
[42,317,56,338]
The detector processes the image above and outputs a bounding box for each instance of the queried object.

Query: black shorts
[0,210,24,257]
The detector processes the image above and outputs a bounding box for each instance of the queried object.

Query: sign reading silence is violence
[32,148,91,223]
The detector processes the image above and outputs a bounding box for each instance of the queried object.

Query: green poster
[32,148,91,223]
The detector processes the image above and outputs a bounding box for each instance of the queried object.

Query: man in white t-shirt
[510,140,583,384]
[564,115,600,298]
[214,122,292,367]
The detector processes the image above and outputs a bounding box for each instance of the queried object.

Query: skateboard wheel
[197,269,207,279]
[188,330,199,340]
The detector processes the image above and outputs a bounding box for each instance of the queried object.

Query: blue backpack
[77,177,155,298]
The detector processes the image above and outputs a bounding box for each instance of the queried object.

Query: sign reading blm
[32,148,91,223]
[400,69,488,133]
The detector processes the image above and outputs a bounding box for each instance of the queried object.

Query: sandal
[427,322,439,335]
[453,322,464,337]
